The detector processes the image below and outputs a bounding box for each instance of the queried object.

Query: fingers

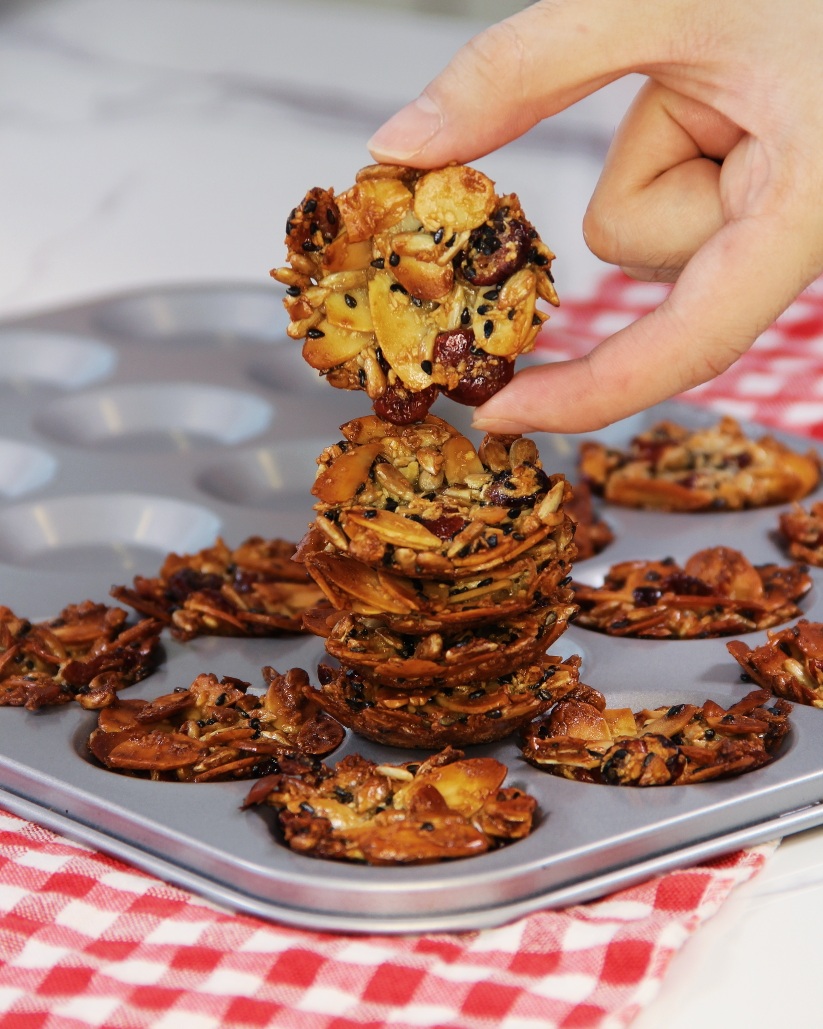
[472,199,823,434]
[368,0,652,166]
[583,80,744,281]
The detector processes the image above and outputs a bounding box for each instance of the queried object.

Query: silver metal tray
[1,281,823,934]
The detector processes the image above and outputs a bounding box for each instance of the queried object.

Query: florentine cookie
[243,745,537,864]
[571,546,811,638]
[523,688,791,785]
[579,416,820,511]
[272,163,558,423]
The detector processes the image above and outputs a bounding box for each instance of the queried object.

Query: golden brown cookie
[579,416,820,511]
[243,745,537,864]
[0,601,162,710]
[572,546,812,638]
[523,688,791,785]
[111,536,324,641]
[88,667,344,781]
[727,619,823,707]
[309,654,581,750]
[272,163,558,423]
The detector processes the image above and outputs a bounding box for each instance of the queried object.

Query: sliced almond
[368,270,437,390]
[413,166,496,233]
[443,436,484,485]
[337,179,413,243]
[302,320,372,370]
[325,288,374,333]
[342,509,443,550]
[311,443,382,504]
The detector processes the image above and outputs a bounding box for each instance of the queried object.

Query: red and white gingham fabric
[2,268,822,1029]
[0,811,774,1029]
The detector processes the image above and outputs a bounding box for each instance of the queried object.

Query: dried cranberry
[165,568,222,602]
[632,586,663,606]
[433,327,514,406]
[372,382,438,425]
[659,573,714,596]
[484,465,550,507]
[457,208,532,286]
[420,514,467,540]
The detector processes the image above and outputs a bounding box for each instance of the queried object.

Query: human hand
[367,0,823,433]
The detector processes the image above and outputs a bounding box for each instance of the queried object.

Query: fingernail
[472,415,535,434]
[368,93,443,162]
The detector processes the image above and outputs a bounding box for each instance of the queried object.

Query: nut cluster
[111,536,325,641]
[88,667,344,782]
[296,414,580,748]
[272,163,558,423]
[0,601,162,710]
[727,619,823,707]
[579,415,821,511]
[572,546,812,639]
[523,687,791,785]
[243,745,537,864]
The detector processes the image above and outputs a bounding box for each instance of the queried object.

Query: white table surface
[3,1,823,1025]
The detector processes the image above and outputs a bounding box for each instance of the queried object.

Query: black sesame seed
[390,282,408,294]
[477,304,491,315]
[306,327,325,339]
[460,307,471,325]
[326,208,337,224]
[421,360,433,374]
[303,198,318,214]
[302,241,320,253]
[483,289,499,301]
[389,252,400,267]
[370,257,385,269]
[344,293,358,308]
[483,319,494,338]
[285,284,301,296]
[433,228,444,244]
[445,234,456,248]
[363,509,377,519]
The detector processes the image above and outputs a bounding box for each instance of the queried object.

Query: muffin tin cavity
[0,440,57,497]
[0,283,822,935]
[0,493,220,573]
[197,438,329,508]
[92,285,285,347]
[32,383,272,453]
[0,329,116,393]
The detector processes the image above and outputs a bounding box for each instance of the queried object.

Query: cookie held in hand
[272,163,558,423]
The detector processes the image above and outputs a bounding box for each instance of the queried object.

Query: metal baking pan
[1,281,822,934]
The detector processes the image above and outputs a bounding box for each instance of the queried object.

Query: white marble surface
[3,1,823,1026]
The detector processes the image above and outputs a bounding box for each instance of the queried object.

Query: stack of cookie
[296,413,580,748]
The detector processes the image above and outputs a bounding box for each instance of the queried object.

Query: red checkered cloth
[0,812,774,1029]
[3,268,821,1029]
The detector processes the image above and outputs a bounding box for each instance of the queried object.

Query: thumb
[368,0,648,166]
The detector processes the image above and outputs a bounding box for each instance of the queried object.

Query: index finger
[368,0,653,166]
